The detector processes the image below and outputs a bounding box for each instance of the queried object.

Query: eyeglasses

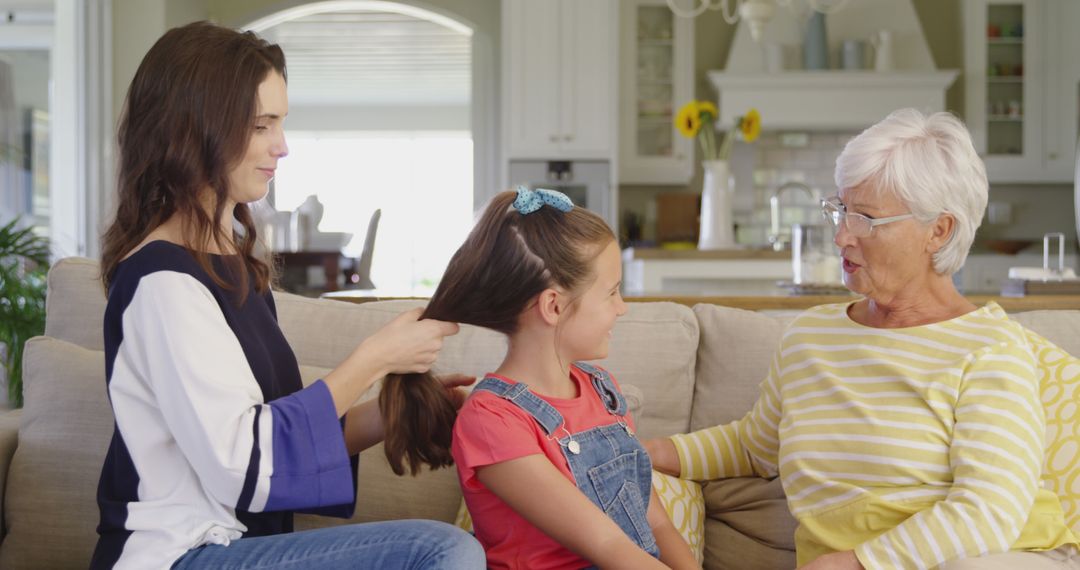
[821,197,915,238]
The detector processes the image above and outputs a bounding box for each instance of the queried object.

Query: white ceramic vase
[697,160,736,250]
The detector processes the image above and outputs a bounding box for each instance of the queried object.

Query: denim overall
[473,362,659,563]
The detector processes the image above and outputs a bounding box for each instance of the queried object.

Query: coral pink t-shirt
[451,366,635,570]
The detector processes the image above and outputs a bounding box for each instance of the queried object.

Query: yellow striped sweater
[672,302,1077,569]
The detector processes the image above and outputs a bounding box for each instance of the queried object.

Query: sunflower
[698,101,718,122]
[739,108,761,143]
[675,101,702,139]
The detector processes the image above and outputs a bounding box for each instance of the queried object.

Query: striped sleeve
[121,271,355,513]
[855,340,1043,569]
[670,353,783,480]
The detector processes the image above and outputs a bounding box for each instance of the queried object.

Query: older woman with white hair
[645,109,1080,569]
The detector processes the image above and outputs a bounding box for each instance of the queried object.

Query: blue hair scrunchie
[513,185,574,215]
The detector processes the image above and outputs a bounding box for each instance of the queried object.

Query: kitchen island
[621,246,795,296]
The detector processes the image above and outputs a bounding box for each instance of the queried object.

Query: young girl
[379,188,699,569]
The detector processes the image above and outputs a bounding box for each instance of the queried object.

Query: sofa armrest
[0,408,22,541]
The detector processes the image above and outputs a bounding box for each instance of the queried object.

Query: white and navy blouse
[91,241,357,569]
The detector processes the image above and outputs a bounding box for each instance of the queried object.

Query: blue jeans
[172,519,485,569]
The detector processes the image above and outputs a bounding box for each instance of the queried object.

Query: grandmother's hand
[642,437,680,477]
[436,373,475,409]
[797,551,864,570]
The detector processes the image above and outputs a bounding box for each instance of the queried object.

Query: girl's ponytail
[380,369,456,476]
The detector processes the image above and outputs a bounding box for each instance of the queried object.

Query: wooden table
[275,251,343,293]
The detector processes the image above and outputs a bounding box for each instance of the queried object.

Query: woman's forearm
[343,399,384,455]
[323,333,391,417]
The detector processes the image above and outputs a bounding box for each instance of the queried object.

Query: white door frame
[51,0,111,260]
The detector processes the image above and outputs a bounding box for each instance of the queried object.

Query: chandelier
[666,0,852,42]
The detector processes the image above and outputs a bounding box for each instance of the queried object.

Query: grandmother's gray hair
[834,108,988,275]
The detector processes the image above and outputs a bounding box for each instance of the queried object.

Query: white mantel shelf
[707,70,960,130]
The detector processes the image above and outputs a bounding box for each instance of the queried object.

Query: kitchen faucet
[769,181,818,251]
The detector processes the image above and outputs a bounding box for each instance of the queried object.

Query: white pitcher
[870,29,894,72]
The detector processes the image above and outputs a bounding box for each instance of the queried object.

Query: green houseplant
[0,217,49,408]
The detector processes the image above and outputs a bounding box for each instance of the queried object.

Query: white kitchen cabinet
[963,0,1078,183]
[618,0,694,184]
[502,0,617,160]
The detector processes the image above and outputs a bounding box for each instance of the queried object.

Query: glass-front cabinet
[983,3,1025,157]
[619,0,693,184]
[963,0,1076,183]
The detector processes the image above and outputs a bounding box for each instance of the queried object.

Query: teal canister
[803,11,828,70]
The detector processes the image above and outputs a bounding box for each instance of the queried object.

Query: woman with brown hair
[92,21,483,569]
[380,188,699,569]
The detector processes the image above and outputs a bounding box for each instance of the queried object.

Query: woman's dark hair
[101,21,286,297]
[380,190,615,475]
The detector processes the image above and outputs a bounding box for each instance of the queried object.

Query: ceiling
[260,10,471,107]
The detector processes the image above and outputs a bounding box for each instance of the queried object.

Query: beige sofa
[2,257,1080,569]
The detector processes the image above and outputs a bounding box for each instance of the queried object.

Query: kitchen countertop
[624,246,1054,260]
[623,247,790,260]
[324,291,1080,311]
[622,295,1080,311]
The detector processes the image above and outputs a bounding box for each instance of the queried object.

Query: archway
[243,1,487,294]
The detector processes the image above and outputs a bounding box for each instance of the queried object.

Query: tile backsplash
[730,131,856,247]
[619,131,1076,250]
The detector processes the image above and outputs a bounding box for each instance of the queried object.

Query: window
[273,131,473,293]
[0,50,50,236]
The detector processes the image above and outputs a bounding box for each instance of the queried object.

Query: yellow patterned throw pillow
[453,470,705,564]
[1027,330,1080,533]
[652,470,706,564]
[453,497,473,533]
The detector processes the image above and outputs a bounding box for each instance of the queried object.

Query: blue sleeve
[262,380,357,513]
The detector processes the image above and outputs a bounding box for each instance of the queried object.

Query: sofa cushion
[1,337,110,569]
[690,304,796,431]
[702,477,796,570]
[597,302,698,438]
[0,408,22,539]
[44,257,107,351]
[1013,310,1080,356]
[276,297,509,385]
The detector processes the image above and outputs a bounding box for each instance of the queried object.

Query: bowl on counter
[307,231,354,251]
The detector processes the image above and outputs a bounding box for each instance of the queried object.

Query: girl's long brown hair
[381,190,615,475]
[101,21,285,298]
